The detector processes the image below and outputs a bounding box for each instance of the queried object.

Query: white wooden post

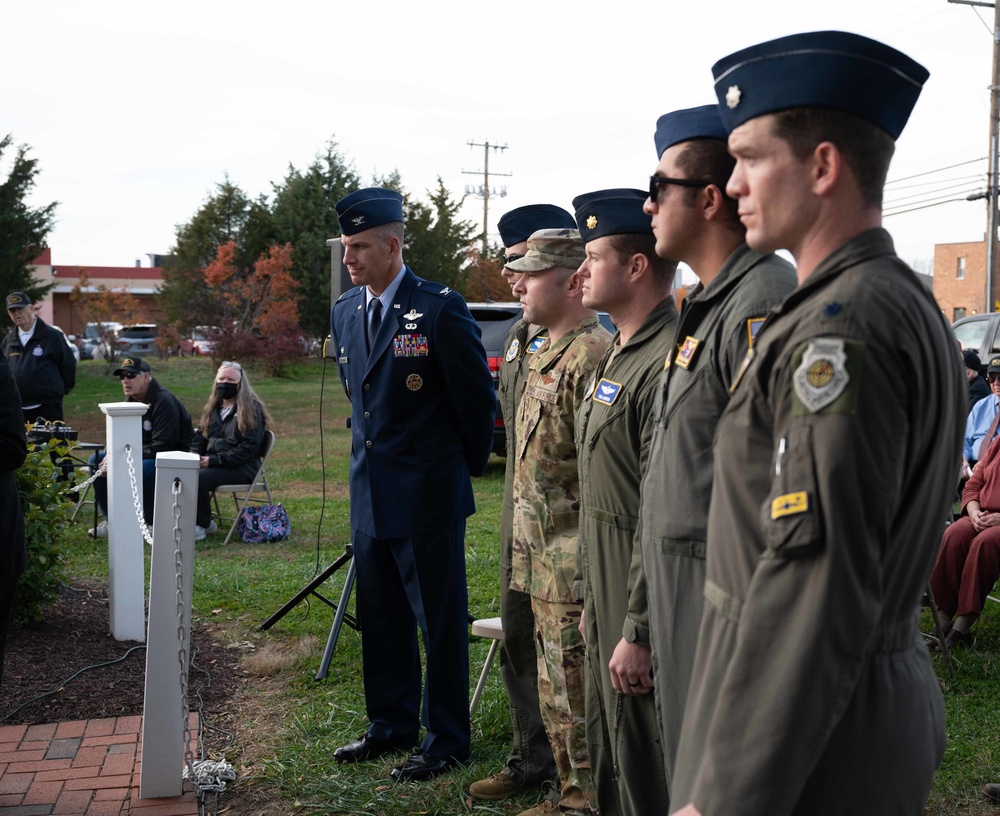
[99,401,148,642]
[140,450,200,799]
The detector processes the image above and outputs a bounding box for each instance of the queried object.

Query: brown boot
[516,800,561,816]
[469,769,536,801]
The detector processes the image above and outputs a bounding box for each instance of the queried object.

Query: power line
[884,156,988,186]
[884,196,979,217]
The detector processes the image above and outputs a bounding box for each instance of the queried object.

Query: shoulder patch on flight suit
[746,317,766,348]
[771,491,808,519]
[791,337,863,415]
[674,336,701,369]
[527,335,548,354]
[592,378,623,406]
[821,301,845,319]
[505,338,520,362]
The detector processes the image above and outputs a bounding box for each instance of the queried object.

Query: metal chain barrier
[63,454,108,494]
[124,444,154,545]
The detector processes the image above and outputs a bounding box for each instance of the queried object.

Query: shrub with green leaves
[13,440,72,626]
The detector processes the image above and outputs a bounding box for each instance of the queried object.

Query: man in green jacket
[638,105,795,801]
[572,188,677,816]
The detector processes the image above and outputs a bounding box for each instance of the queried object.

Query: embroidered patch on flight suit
[821,301,844,319]
[525,370,562,404]
[771,491,808,519]
[674,336,701,369]
[791,337,863,415]
[505,338,520,362]
[592,378,623,406]
[393,335,429,357]
[406,374,423,391]
[746,317,766,348]
[527,336,548,354]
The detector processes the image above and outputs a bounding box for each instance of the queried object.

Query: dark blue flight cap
[711,30,929,138]
[497,204,576,247]
[654,105,728,158]
[335,187,404,236]
[572,189,651,243]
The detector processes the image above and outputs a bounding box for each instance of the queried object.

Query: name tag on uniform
[393,334,429,357]
[592,378,623,406]
[674,336,701,369]
[338,356,348,364]
[527,336,548,353]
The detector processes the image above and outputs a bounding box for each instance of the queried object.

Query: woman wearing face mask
[190,361,272,540]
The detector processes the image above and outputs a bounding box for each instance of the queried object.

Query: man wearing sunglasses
[469,204,575,805]
[88,356,193,536]
[637,105,795,797]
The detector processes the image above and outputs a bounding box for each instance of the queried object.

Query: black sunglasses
[648,174,712,203]
[990,374,1000,383]
[504,252,525,265]
[118,372,139,380]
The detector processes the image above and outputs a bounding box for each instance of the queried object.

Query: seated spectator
[930,433,1000,649]
[89,357,193,536]
[190,361,271,541]
[966,349,989,413]
[962,355,1000,479]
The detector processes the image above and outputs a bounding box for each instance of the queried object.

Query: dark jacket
[191,400,265,481]
[1,317,76,406]
[0,350,28,579]
[134,379,193,460]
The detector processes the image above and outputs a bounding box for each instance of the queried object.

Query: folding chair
[469,616,503,716]
[210,429,276,546]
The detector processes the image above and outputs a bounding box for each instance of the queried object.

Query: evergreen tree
[0,135,57,301]
[403,178,476,294]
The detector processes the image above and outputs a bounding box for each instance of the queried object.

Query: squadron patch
[393,334,429,357]
[505,338,520,362]
[674,336,701,369]
[592,378,623,406]
[143,420,152,432]
[406,374,423,391]
[771,491,808,519]
[792,337,860,414]
[527,335,548,354]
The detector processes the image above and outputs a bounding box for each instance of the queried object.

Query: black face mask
[216,382,239,400]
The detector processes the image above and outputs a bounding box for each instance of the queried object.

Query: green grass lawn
[45,357,1000,814]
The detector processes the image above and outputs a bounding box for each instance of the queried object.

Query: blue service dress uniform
[330,266,496,761]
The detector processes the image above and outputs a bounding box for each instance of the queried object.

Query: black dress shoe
[390,752,457,782]
[334,734,405,764]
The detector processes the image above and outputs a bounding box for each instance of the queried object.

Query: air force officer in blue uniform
[330,188,496,781]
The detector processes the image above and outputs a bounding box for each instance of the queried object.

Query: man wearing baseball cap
[669,32,963,816]
[506,229,610,816]
[1,291,76,424]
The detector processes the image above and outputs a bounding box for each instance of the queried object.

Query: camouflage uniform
[638,245,795,793]
[497,318,558,788]
[512,315,611,816]
[576,297,678,816]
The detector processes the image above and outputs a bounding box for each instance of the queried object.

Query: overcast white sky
[2,0,994,276]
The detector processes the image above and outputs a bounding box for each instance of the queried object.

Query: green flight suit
[576,297,678,816]
[639,244,796,794]
[497,318,557,786]
[672,229,961,816]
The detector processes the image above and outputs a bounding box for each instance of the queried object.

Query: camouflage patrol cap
[505,229,585,273]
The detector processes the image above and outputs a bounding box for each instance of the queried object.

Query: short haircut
[771,108,895,207]
[372,221,405,246]
[672,138,741,224]
[607,233,678,279]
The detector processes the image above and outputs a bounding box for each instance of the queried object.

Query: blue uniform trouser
[352,520,471,761]
[90,452,156,522]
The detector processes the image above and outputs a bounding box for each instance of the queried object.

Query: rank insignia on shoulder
[440,286,451,295]
[746,317,766,348]
[674,336,701,369]
[792,337,862,414]
[505,338,520,362]
[592,378,623,406]
[527,336,548,354]
[771,491,808,519]
[822,301,844,319]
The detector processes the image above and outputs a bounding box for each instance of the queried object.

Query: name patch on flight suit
[505,338,520,362]
[525,370,561,404]
[791,337,863,415]
[592,378,623,406]
[771,491,808,519]
[527,336,548,354]
[393,334,429,357]
[674,336,701,369]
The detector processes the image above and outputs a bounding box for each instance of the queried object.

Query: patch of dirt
[2,582,289,815]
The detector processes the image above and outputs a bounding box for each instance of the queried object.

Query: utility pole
[951,0,1000,312]
[463,140,511,256]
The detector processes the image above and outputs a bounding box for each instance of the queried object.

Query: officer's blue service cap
[572,189,652,243]
[711,30,929,138]
[497,204,576,247]
[336,187,404,236]
[6,291,31,310]
[654,105,728,159]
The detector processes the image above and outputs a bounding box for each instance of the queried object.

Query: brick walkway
[0,716,200,815]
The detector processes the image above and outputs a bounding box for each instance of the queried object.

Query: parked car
[952,313,1000,367]
[79,321,122,360]
[116,324,159,357]
[467,302,615,457]
[178,325,218,356]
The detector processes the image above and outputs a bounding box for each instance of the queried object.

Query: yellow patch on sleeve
[771,491,808,519]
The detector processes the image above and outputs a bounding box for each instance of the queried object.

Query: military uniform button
[364,411,372,420]
[363,383,371,392]
[365,440,373,449]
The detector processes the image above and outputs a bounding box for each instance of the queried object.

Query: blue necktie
[367,298,382,354]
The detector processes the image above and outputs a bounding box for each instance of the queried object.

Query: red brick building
[933,238,989,321]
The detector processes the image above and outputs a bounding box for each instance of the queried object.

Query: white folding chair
[210,429,276,545]
[469,616,503,716]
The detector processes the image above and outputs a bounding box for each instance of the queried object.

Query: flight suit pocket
[760,425,823,558]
